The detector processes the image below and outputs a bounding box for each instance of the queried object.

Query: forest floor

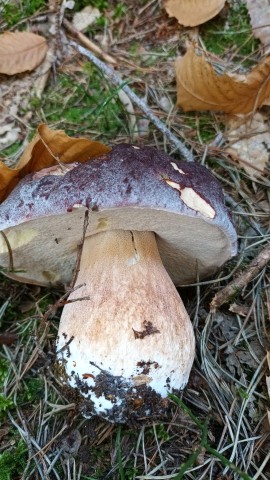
[0,1,269,479]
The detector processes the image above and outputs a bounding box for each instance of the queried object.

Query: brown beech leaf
[246,0,270,53]
[226,113,270,178]
[0,124,111,202]
[0,32,48,75]
[175,47,270,114]
[164,0,225,27]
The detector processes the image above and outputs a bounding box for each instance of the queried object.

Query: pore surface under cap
[0,144,237,286]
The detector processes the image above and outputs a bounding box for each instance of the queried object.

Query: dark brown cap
[0,144,237,286]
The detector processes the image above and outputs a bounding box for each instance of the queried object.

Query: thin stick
[70,209,89,289]
[63,18,117,65]
[0,231,14,271]
[210,242,270,310]
[69,40,194,162]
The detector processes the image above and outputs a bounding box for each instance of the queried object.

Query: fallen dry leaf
[229,303,250,317]
[175,46,270,114]
[226,113,270,178]
[0,332,18,345]
[72,5,101,31]
[246,0,270,53]
[267,376,270,398]
[0,124,111,202]
[164,0,225,27]
[0,31,48,75]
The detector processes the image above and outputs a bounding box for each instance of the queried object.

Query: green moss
[2,0,46,27]
[0,359,9,388]
[0,359,14,417]
[0,440,28,480]
[155,423,170,442]
[113,3,127,19]
[19,378,44,403]
[184,112,221,143]
[0,395,14,416]
[73,0,109,12]
[2,4,22,26]
[40,69,128,140]
[1,142,22,159]
[201,4,259,61]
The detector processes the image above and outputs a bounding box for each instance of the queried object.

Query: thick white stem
[57,230,195,422]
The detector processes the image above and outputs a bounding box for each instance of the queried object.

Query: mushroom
[0,144,237,423]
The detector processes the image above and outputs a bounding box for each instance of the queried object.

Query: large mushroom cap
[0,143,237,286]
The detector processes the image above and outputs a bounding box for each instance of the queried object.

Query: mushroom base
[56,229,195,423]
[62,368,171,424]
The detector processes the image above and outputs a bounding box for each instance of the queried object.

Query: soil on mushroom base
[65,368,170,425]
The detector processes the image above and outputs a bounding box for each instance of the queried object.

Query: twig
[69,40,194,162]
[63,18,117,65]
[210,242,270,310]
[0,232,14,271]
[70,209,89,289]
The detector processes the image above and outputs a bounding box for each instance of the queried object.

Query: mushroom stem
[57,229,195,421]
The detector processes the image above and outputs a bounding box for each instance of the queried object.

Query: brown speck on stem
[133,321,160,339]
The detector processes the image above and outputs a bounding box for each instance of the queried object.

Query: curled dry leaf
[226,113,270,178]
[72,6,101,32]
[0,32,48,75]
[246,0,270,53]
[164,0,225,27]
[0,124,111,203]
[175,46,270,114]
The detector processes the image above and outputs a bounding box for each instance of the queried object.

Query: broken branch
[210,242,270,310]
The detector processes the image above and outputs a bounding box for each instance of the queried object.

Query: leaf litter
[0,31,48,75]
[246,0,270,54]
[225,113,270,178]
[0,1,269,479]
[164,0,226,27]
[175,45,270,114]
[72,5,101,32]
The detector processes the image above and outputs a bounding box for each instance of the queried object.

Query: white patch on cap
[165,180,215,219]
[72,204,85,209]
[165,180,181,191]
[170,162,186,175]
[180,187,215,219]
